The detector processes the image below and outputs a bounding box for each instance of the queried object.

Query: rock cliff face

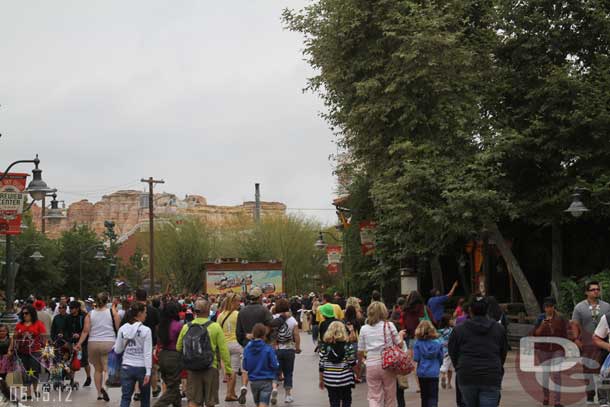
[32,190,286,239]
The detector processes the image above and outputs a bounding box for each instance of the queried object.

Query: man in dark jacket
[236,287,273,405]
[448,298,508,407]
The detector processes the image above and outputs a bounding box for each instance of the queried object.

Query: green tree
[59,225,108,298]
[236,215,326,295]
[283,0,544,315]
[6,224,64,299]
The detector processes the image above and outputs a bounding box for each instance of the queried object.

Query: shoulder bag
[381,322,414,375]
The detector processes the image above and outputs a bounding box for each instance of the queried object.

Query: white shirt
[114,322,153,375]
[594,314,610,341]
[273,314,298,350]
[358,321,400,366]
[89,308,116,342]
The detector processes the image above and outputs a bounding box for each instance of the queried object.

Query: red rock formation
[32,190,286,239]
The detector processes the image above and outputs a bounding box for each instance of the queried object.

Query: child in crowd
[319,321,357,407]
[437,315,454,389]
[413,320,443,407]
[243,323,280,407]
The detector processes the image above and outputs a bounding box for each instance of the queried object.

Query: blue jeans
[276,349,296,389]
[312,324,319,345]
[120,365,150,407]
[250,380,273,405]
[459,385,500,407]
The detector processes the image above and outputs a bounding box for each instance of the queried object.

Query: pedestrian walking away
[75,292,121,402]
[217,293,245,403]
[271,298,301,404]
[176,299,233,407]
[236,287,273,405]
[448,297,508,407]
[413,320,443,407]
[114,302,153,407]
[358,301,407,407]
[154,301,183,407]
[319,321,357,407]
[243,323,280,407]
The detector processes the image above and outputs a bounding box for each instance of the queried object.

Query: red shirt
[14,321,46,354]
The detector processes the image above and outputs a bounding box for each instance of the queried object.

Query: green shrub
[559,270,610,316]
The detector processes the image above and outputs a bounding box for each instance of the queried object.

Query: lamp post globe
[314,232,327,250]
[564,192,590,218]
[25,164,54,201]
[94,250,107,260]
[29,250,44,261]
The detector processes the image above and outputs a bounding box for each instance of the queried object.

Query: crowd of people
[0,280,609,407]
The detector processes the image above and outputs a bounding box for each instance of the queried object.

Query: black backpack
[182,321,214,371]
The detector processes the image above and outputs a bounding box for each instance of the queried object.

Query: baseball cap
[249,287,263,299]
[319,303,335,319]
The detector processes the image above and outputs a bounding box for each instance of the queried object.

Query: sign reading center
[0,172,28,235]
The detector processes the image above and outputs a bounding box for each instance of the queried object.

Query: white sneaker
[270,389,278,405]
[285,395,294,403]
[600,404,609,407]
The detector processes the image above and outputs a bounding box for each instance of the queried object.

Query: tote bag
[381,322,414,375]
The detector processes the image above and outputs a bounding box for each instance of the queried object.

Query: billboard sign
[204,261,284,295]
[0,173,28,235]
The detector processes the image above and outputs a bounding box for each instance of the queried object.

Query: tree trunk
[487,222,540,317]
[430,255,444,293]
[551,221,563,303]
[481,235,490,296]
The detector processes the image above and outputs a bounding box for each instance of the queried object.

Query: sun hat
[319,303,335,319]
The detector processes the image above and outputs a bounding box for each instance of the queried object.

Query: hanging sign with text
[0,173,28,235]
[326,245,343,273]
[359,220,377,255]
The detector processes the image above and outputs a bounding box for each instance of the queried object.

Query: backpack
[328,342,346,364]
[276,316,293,344]
[182,321,214,371]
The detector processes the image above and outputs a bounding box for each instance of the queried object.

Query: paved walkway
[21,333,595,406]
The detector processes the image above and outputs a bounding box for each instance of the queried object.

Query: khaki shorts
[88,341,114,372]
[228,342,243,373]
[187,368,219,406]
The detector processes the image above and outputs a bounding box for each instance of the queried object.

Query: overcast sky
[1,1,338,225]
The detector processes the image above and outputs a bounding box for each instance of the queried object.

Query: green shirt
[176,317,232,374]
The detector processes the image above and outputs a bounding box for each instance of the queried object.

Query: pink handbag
[381,322,414,375]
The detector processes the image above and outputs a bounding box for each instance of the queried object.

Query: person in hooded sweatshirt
[319,321,357,407]
[243,323,280,407]
[413,320,444,407]
[114,302,153,407]
[448,298,508,407]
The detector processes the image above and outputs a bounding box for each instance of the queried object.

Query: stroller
[39,338,79,392]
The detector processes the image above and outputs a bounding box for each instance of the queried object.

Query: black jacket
[236,303,273,347]
[448,316,508,387]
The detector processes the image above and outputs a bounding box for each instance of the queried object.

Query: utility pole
[140,177,164,294]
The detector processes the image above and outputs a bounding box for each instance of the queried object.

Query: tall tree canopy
[284,0,610,315]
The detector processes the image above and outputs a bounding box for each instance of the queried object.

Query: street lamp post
[1,155,54,310]
[79,244,106,300]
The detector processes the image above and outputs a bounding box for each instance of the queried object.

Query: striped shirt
[318,341,356,388]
